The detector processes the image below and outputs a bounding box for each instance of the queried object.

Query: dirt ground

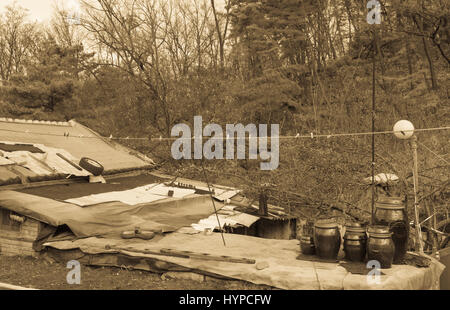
[0,255,269,290]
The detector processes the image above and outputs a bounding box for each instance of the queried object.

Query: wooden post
[410,135,424,254]
[259,193,268,216]
[259,185,269,217]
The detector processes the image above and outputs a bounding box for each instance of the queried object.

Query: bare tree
[78,0,221,136]
[0,4,37,81]
[51,1,85,48]
[211,0,231,71]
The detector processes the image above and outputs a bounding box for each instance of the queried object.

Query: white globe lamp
[393,120,415,140]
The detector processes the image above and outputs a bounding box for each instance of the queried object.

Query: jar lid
[375,202,405,210]
[377,196,404,205]
[315,222,339,229]
[344,234,366,240]
[369,232,393,238]
[346,228,366,234]
[367,225,390,234]
[346,222,366,231]
[346,222,363,227]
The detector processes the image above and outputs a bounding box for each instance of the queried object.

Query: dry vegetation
[0,0,448,243]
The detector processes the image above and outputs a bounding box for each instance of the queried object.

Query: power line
[416,141,450,165]
[0,126,449,141]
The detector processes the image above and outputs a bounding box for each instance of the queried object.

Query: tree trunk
[406,38,414,91]
[414,1,438,89]
[211,0,229,72]
[422,36,438,89]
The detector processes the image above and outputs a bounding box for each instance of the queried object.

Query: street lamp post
[410,135,424,254]
[393,120,424,254]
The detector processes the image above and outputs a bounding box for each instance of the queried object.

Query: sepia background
[0,0,448,278]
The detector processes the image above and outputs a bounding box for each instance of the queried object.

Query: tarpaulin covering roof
[0,189,223,237]
[0,119,153,186]
[191,205,260,231]
[43,232,446,290]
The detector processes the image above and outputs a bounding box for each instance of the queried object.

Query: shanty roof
[229,193,295,221]
[0,118,154,186]
[0,117,291,244]
[0,172,243,237]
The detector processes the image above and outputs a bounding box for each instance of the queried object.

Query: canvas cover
[0,190,223,237]
[65,183,196,206]
[43,232,446,290]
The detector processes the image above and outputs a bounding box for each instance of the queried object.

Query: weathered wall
[0,207,40,257]
[228,218,298,240]
[254,218,297,240]
[440,247,450,290]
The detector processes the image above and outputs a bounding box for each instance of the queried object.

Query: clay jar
[367,225,395,269]
[300,236,315,255]
[374,196,409,264]
[314,220,341,260]
[343,223,367,262]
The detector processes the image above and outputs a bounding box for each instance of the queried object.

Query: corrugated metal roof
[0,119,154,186]
[0,118,70,126]
[229,194,296,220]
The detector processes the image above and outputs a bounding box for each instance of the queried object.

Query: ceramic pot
[300,236,315,255]
[314,221,341,259]
[367,226,395,268]
[374,196,409,264]
[343,223,367,262]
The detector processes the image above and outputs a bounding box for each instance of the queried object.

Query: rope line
[416,141,450,165]
[0,126,449,141]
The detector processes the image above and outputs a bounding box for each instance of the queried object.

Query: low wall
[0,207,40,256]
[440,247,450,290]
[254,218,297,240]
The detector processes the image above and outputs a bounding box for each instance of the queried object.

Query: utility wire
[416,141,450,165]
[0,126,449,141]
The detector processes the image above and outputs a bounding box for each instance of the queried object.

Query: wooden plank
[160,248,256,264]
[113,246,188,258]
[231,200,280,218]
[0,176,87,191]
[27,153,55,173]
[56,153,83,171]
[0,168,149,191]
[0,229,37,242]
[114,247,255,264]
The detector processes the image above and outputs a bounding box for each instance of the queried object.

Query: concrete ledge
[0,282,39,290]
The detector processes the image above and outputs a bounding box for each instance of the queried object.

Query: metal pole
[200,159,226,247]
[411,135,424,254]
[371,29,377,224]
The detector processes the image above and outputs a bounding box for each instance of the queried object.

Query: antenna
[371,28,377,224]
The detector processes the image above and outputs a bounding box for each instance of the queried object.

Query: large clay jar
[314,220,341,259]
[367,225,395,269]
[300,236,315,255]
[374,196,409,264]
[343,223,367,262]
